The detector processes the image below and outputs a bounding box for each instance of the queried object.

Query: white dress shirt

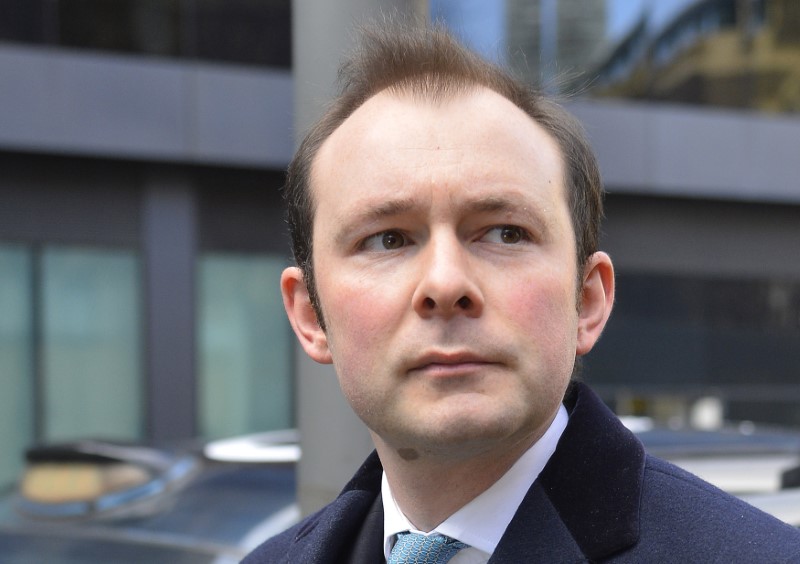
[382,404,569,563]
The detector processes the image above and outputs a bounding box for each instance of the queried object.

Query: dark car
[0,431,300,563]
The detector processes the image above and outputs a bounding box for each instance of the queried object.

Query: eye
[499,226,522,244]
[483,225,527,245]
[361,230,408,251]
[381,231,406,249]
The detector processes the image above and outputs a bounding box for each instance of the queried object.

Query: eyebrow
[460,194,553,239]
[460,195,526,215]
[337,195,521,231]
[367,194,535,217]
[333,197,420,246]
[333,192,550,246]
[360,198,419,221]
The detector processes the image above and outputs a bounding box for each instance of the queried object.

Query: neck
[375,432,539,532]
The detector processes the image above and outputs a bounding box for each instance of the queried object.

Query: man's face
[283,87,611,461]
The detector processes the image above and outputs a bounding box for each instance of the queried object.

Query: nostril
[456,296,471,309]
[423,297,436,309]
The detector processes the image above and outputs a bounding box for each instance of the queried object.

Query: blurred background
[1,0,799,513]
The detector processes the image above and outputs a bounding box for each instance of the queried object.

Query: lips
[409,351,496,376]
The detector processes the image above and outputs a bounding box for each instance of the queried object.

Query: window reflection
[198,254,292,439]
[0,244,143,489]
[0,245,33,489]
[41,247,142,442]
[594,0,800,112]
[432,0,800,113]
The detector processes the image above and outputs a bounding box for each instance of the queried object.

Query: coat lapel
[344,495,384,563]
[493,383,645,562]
[490,483,585,563]
[282,452,384,564]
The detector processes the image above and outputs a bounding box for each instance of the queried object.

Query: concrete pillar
[143,173,197,441]
[292,0,428,516]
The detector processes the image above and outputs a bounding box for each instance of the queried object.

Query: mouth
[409,351,497,377]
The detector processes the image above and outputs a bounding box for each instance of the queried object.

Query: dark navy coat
[244,383,800,563]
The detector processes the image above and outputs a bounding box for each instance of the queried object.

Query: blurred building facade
[1,0,799,507]
[594,0,800,112]
[0,0,295,488]
[569,0,800,428]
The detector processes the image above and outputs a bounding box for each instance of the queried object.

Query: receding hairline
[307,81,572,216]
[283,23,603,329]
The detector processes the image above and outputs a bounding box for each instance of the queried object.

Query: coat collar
[282,453,384,564]
[535,381,645,560]
[285,382,645,562]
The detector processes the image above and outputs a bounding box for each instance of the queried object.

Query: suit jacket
[243,382,800,563]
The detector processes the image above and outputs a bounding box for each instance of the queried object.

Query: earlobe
[281,267,333,364]
[576,252,615,356]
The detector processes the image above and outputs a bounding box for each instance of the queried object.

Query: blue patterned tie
[388,532,469,564]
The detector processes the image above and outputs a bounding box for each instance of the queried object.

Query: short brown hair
[284,23,604,327]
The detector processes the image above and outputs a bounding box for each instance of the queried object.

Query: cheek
[503,275,579,356]
[318,275,405,362]
[320,282,405,422]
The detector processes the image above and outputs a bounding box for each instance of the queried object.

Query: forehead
[310,86,567,215]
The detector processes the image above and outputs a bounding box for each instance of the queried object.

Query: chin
[406,413,524,457]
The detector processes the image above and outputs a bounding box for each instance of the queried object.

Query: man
[245,24,800,563]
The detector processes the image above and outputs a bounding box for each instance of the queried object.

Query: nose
[412,234,484,319]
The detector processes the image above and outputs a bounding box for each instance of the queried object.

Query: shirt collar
[382,404,569,560]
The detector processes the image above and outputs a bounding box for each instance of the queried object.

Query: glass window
[1,0,291,68]
[193,0,291,67]
[586,272,800,427]
[58,0,180,57]
[0,245,33,488]
[41,247,142,442]
[0,0,47,43]
[434,0,800,114]
[198,254,292,439]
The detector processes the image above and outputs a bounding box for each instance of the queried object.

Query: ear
[281,267,332,364]
[576,252,615,356]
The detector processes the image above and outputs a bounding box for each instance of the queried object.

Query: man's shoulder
[242,452,384,564]
[636,454,800,559]
[242,507,325,564]
[641,453,785,523]
[546,384,800,560]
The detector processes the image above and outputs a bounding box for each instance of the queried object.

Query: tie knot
[388,532,469,564]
